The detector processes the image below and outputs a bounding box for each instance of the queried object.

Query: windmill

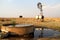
[37,2,44,22]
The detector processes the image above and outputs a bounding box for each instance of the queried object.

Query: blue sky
[0,0,60,18]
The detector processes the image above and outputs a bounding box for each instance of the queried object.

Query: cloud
[7,0,13,2]
[43,4,60,17]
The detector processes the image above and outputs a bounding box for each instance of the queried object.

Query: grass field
[0,18,60,31]
[0,18,60,40]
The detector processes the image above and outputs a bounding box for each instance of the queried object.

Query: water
[34,28,60,38]
[0,28,60,40]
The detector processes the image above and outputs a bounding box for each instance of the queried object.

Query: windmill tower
[37,2,44,22]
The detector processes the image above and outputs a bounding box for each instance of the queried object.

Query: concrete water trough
[1,24,34,35]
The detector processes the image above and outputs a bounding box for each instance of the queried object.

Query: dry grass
[0,18,60,40]
[0,18,60,31]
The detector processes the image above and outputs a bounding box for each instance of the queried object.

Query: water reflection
[1,28,60,40]
[34,28,60,38]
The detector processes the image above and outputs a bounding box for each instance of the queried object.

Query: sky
[0,0,60,18]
